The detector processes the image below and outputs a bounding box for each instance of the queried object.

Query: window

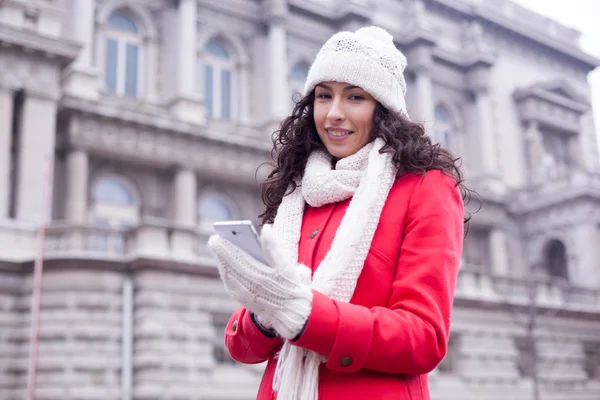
[434,105,453,149]
[198,197,233,221]
[90,177,139,253]
[103,10,141,97]
[289,61,310,105]
[202,39,234,120]
[93,178,135,206]
[543,239,569,280]
[462,229,491,271]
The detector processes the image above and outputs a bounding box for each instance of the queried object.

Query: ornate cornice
[335,0,374,26]
[288,0,373,26]
[513,80,590,135]
[197,0,260,24]
[60,97,271,186]
[198,0,259,37]
[514,80,590,111]
[0,23,80,67]
[59,95,270,151]
[396,27,437,51]
[509,173,600,222]
[428,0,600,71]
[0,45,62,99]
[286,14,335,45]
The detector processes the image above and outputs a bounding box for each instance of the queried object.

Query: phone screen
[213,220,266,264]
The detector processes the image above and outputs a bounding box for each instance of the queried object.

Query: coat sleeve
[292,171,464,375]
[224,306,283,364]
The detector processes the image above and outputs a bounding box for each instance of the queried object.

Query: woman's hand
[208,224,313,340]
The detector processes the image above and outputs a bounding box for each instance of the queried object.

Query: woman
[208,26,468,400]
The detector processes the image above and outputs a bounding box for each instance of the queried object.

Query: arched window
[91,177,139,253]
[202,39,234,120]
[103,10,141,97]
[544,239,569,280]
[198,197,234,221]
[93,178,135,206]
[289,61,310,104]
[91,177,139,225]
[434,105,454,149]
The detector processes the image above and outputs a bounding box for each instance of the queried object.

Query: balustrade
[456,269,600,312]
[42,220,214,264]
[2,220,599,313]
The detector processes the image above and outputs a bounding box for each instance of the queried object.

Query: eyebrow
[316,83,361,91]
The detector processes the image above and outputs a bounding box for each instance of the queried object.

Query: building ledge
[514,79,590,135]
[456,268,600,315]
[60,95,271,153]
[0,219,220,276]
[0,23,80,66]
[288,0,373,23]
[2,220,599,315]
[510,172,600,214]
[430,0,600,70]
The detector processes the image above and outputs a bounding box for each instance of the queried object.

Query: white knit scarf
[271,138,397,400]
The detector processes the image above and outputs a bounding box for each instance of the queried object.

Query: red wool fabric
[223,170,464,400]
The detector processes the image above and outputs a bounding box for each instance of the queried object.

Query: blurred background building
[0,0,599,399]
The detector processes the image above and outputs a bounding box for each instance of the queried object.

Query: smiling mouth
[326,129,353,137]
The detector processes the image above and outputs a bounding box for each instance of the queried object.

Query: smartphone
[212,220,267,264]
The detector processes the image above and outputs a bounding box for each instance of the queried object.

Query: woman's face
[313,81,377,159]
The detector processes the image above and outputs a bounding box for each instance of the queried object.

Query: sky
[512,0,600,155]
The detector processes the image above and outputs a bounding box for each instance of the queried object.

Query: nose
[326,98,345,123]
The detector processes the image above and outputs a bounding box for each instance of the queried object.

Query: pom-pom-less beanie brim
[304,26,408,115]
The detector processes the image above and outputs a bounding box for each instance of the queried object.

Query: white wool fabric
[304,26,408,115]
[271,138,397,400]
[208,227,313,340]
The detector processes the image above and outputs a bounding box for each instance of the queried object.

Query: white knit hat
[304,26,408,115]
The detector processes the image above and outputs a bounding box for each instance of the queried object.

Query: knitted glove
[207,224,313,340]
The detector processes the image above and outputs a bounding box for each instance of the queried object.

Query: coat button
[231,320,238,332]
[309,229,318,239]
[339,356,353,367]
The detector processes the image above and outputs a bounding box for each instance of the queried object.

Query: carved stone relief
[198,4,257,38]
[520,197,600,236]
[68,114,268,185]
[0,47,61,98]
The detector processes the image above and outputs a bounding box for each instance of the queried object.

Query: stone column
[14,94,58,223]
[466,58,504,194]
[169,0,204,125]
[172,168,197,259]
[176,0,196,96]
[237,62,251,125]
[404,39,436,127]
[65,148,89,223]
[473,86,498,175]
[144,36,159,103]
[415,65,434,124]
[62,0,99,100]
[267,0,289,123]
[489,228,509,276]
[0,87,14,219]
[174,168,197,227]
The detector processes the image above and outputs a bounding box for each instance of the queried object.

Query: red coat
[224,170,464,399]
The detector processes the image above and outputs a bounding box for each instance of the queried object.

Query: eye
[316,93,332,99]
[349,95,365,101]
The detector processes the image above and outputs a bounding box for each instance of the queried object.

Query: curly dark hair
[258,90,476,230]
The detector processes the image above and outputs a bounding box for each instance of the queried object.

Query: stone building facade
[0,0,599,399]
